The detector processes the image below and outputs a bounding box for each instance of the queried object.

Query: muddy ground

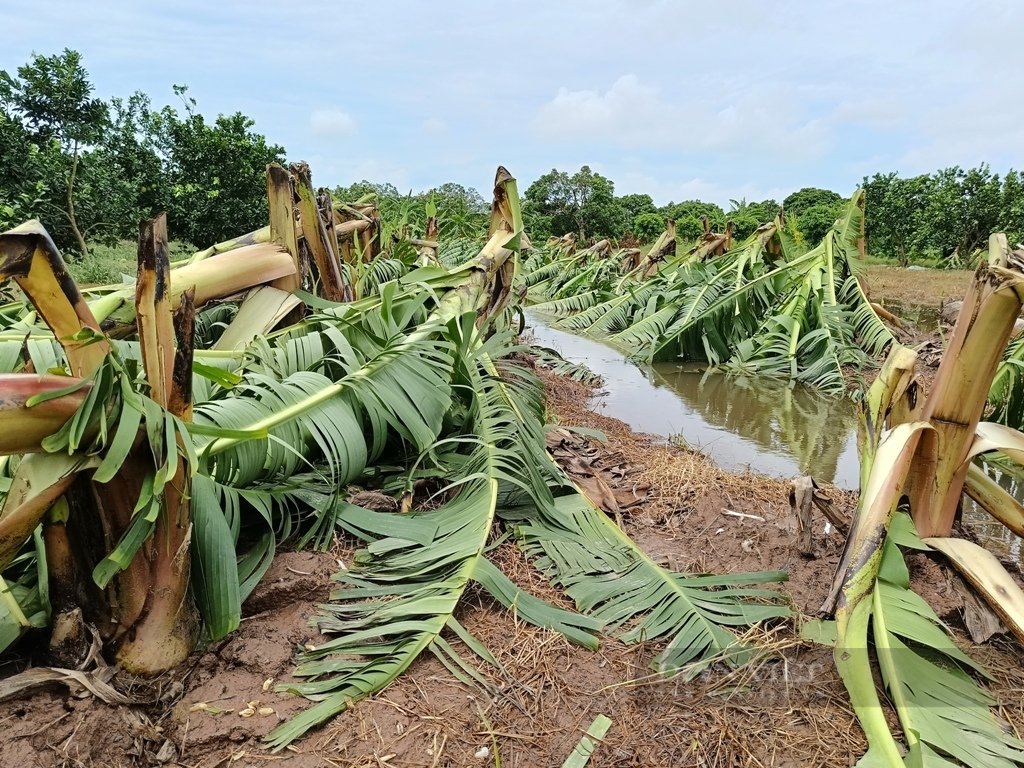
[2,267,1023,767]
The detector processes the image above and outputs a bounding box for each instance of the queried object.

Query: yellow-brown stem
[0,221,109,376]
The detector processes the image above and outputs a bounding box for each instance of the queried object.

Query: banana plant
[813,344,1024,767]
[0,164,792,752]
[820,239,1024,766]
[526,193,899,394]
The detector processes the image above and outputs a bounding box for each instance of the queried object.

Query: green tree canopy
[632,212,664,242]
[727,198,780,240]
[916,165,1006,261]
[861,172,930,265]
[0,51,288,253]
[619,192,657,222]
[796,203,842,246]
[0,48,109,254]
[523,166,628,241]
[660,200,725,243]
[783,187,843,218]
[149,86,285,246]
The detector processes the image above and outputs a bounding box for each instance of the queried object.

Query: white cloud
[422,117,447,135]
[309,108,357,138]
[615,170,791,208]
[5,0,1024,202]
[532,74,829,156]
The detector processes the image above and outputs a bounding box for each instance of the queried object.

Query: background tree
[632,212,664,242]
[523,166,627,241]
[149,86,285,246]
[782,188,844,247]
[429,182,488,239]
[619,193,657,222]
[795,203,842,245]
[661,200,725,243]
[90,92,166,240]
[726,198,780,241]
[862,172,931,265]
[916,165,1004,262]
[1001,170,1024,246]
[0,49,108,254]
[782,187,843,218]
[748,199,782,221]
[0,113,48,231]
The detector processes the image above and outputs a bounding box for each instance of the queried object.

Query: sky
[2,0,1022,207]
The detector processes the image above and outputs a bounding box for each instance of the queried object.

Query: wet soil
[2,370,1023,768]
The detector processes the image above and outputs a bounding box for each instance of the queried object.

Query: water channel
[527,310,861,488]
[526,310,1022,564]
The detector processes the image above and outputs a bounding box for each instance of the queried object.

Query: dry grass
[863,264,972,308]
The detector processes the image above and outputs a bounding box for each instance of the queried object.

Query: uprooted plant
[527,191,898,394]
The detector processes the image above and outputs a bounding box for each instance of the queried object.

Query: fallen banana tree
[0,164,791,750]
[814,236,1024,767]
[530,192,899,394]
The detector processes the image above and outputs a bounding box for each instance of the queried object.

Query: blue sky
[3,0,1021,206]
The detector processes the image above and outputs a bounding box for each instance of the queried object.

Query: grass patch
[863,264,972,308]
[69,240,194,286]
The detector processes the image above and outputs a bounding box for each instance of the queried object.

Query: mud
[1,370,1022,767]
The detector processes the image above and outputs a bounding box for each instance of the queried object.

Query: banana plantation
[1,161,1024,768]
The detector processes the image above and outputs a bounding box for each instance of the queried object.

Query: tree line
[523,166,1024,266]
[2,49,1021,266]
[521,166,852,247]
[862,168,1024,265]
[0,49,283,252]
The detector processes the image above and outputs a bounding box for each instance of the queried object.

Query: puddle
[526,311,860,488]
[880,301,943,334]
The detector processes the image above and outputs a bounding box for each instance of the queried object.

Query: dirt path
[2,367,1022,767]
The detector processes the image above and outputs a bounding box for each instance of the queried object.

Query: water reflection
[527,311,1021,564]
[964,464,1024,564]
[880,301,942,334]
[526,311,860,488]
[649,365,859,486]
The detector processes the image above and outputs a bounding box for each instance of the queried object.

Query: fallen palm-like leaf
[526,193,896,394]
[513,490,789,676]
[0,161,809,751]
[529,345,603,385]
[0,665,133,705]
[561,713,612,768]
[265,323,601,749]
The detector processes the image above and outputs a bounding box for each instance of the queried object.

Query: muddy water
[526,311,861,488]
[965,467,1024,563]
[881,301,942,334]
[527,310,1023,564]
